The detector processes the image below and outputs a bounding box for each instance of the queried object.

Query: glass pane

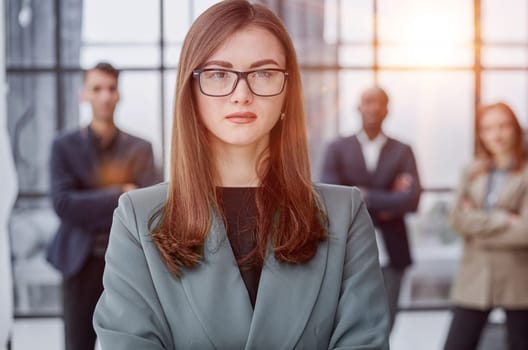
[482,0,528,43]
[339,0,373,42]
[6,0,55,67]
[7,73,57,194]
[282,0,337,65]
[82,0,160,43]
[378,71,474,189]
[337,71,375,136]
[378,45,473,68]
[10,196,62,316]
[296,42,339,66]
[164,70,177,180]
[192,0,223,18]
[60,72,84,132]
[324,0,338,45]
[164,45,183,68]
[60,0,83,66]
[481,71,528,127]
[379,0,473,43]
[400,191,461,309]
[481,46,528,67]
[338,45,374,67]
[79,71,164,167]
[403,189,465,310]
[80,45,160,68]
[302,70,340,179]
[410,191,461,259]
[164,0,191,43]
[378,0,473,67]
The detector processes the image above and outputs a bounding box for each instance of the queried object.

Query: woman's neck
[214,145,266,187]
[493,152,514,170]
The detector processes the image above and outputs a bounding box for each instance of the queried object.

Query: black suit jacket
[47,127,161,278]
[321,134,421,269]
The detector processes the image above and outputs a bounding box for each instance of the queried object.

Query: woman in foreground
[93,1,389,349]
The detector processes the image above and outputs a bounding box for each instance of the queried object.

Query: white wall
[0,0,18,346]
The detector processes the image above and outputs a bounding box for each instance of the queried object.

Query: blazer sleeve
[320,141,344,185]
[50,138,123,232]
[93,194,173,350]
[449,168,510,238]
[364,145,421,216]
[133,142,162,187]
[474,177,528,248]
[328,192,390,350]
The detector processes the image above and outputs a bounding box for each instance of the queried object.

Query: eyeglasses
[192,68,288,97]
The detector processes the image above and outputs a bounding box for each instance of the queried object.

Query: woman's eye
[213,71,228,79]
[205,71,229,80]
[255,70,272,78]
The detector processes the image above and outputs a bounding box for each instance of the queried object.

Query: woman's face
[194,26,287,154]
[479,107,516,157]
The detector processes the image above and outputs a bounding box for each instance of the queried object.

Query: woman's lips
[225,112,257,124]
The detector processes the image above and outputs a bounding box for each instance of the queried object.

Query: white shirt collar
[356,130,388,172]
[356,130,387,146]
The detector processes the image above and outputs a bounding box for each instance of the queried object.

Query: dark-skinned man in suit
[47,62,161,350]
[321,86,422,331]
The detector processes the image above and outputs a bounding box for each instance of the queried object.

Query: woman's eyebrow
[250,59,281,68]
[202,60,232,68]
[201,59,281,69]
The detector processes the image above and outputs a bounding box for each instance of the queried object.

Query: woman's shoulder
[314,183,361,199]
[519,162,528,175]
[456,159,488,183]
[313,183,365,218]
[514,163,528,186]
[121,182,169,220]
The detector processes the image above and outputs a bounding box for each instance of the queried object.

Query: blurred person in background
[321,86,422,331]
[93,1,390,349]
[444,102,528,350]
[47,62,161,350]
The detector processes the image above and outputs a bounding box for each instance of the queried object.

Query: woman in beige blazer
[93,1,389,349]
[444,102,528,350]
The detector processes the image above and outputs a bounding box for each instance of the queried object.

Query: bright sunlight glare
[398,12,468,67]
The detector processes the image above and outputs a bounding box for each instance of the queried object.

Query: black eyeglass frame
[192,68,289,97]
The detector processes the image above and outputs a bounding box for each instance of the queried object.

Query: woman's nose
[230,77,253,104]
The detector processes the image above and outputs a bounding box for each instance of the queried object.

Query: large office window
[6,0,528,316]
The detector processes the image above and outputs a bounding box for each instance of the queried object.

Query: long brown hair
[150,0,327,277]
[471,102,525,178]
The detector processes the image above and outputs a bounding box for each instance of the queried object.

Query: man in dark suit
[321,86,421,331]
[47,62,160,350]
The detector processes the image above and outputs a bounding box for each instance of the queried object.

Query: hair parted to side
[471,102,525,178]
[83,62,119,82]
[149,0,328,277]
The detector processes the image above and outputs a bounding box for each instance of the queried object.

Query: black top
[217,187,262,308]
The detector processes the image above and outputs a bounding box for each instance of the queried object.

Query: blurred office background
[3,0,527,349]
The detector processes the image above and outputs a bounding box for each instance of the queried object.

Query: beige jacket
[449,162,528,310]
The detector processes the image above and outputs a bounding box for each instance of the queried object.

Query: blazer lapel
[372,138,394,181]
[496,171,523,208]
[349,135,370,179]
[245,239,329,350]
[470,173,489,208]
[179,214,253,349]
[78,128,100,187]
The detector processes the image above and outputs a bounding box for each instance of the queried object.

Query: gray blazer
[93,183,389,350]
